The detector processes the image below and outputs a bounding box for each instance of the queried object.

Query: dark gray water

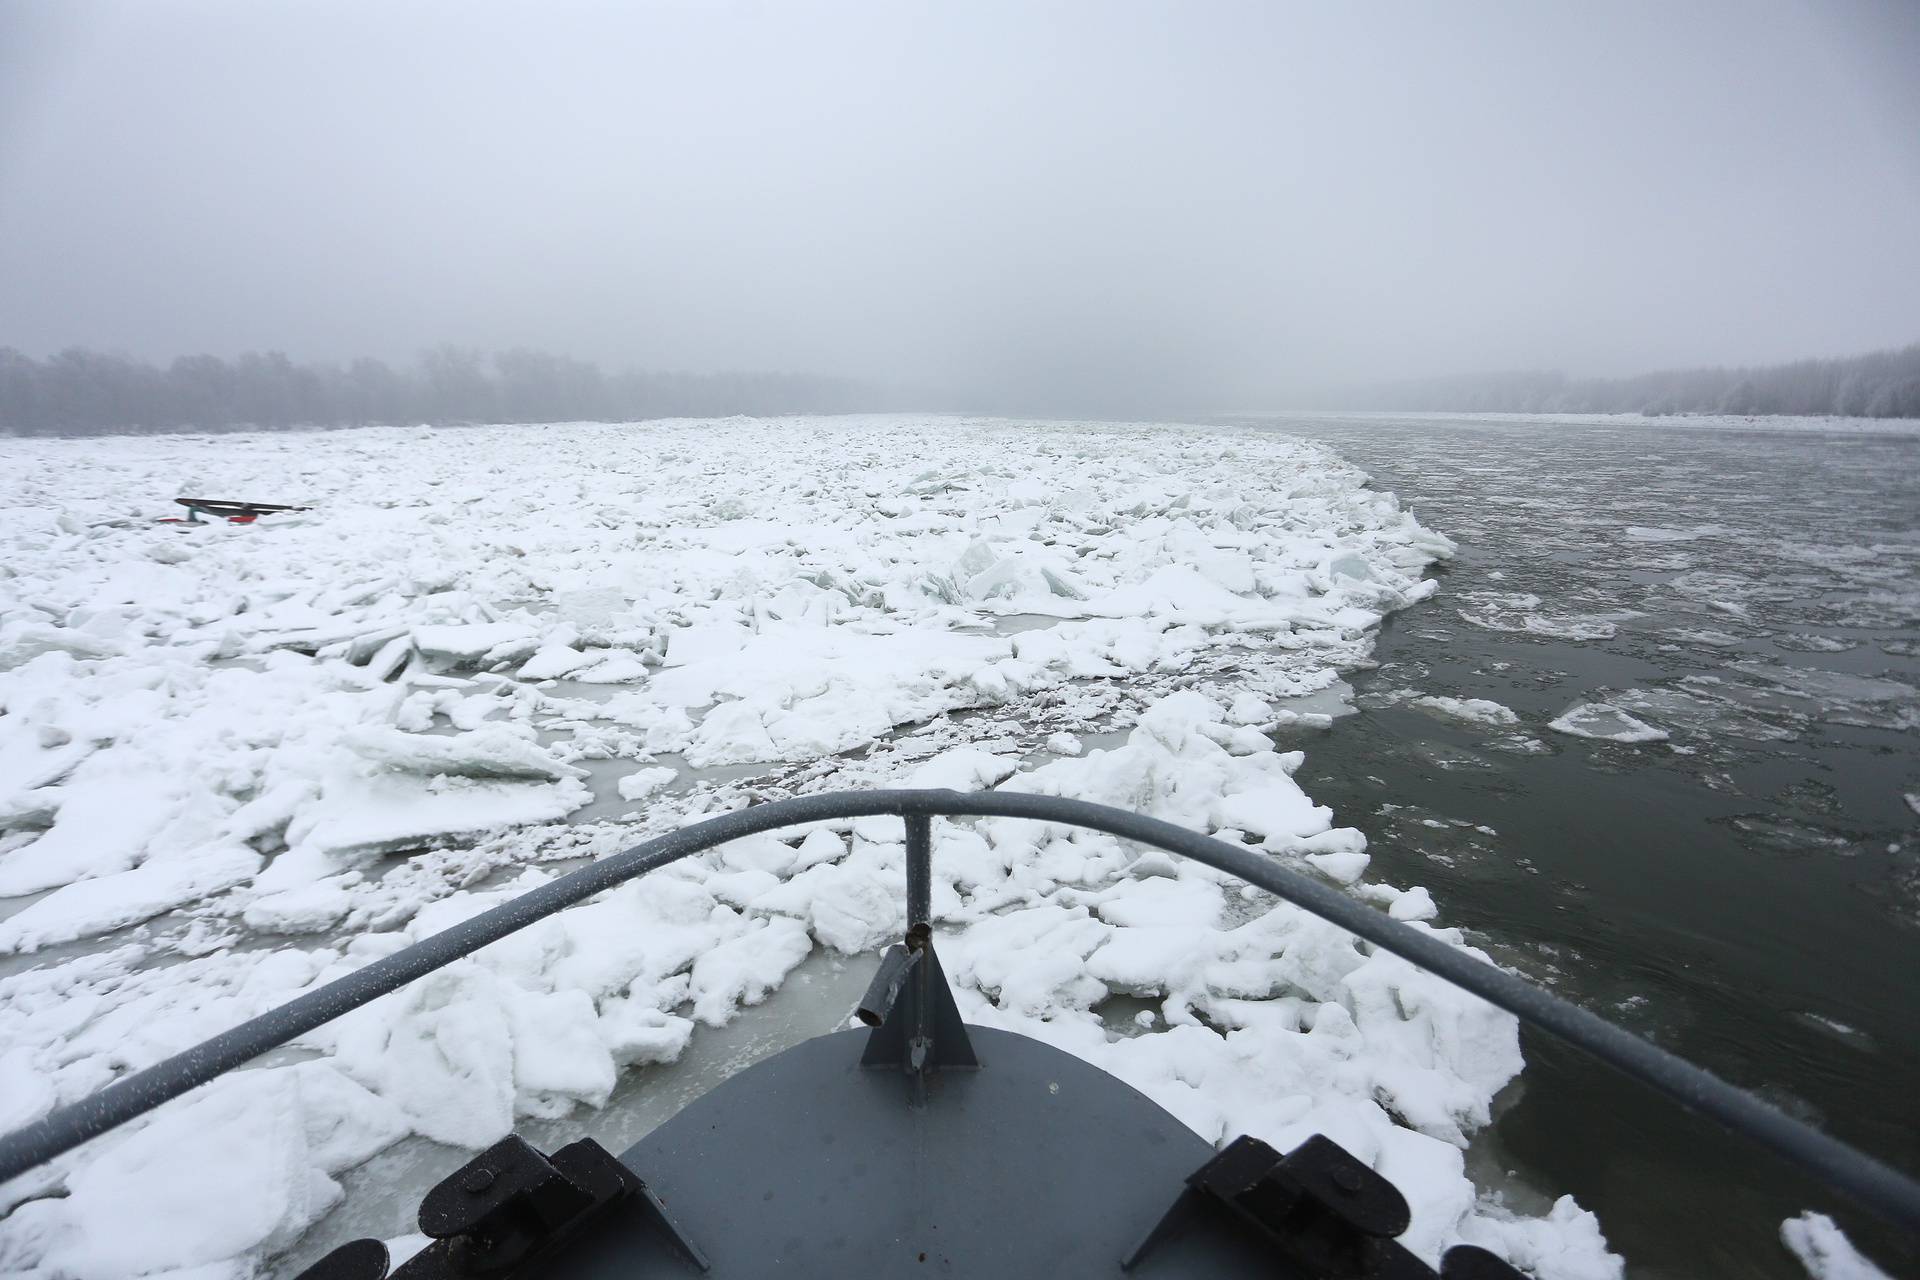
[1239,415,1920,1278]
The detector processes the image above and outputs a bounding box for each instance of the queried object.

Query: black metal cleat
[296,1238,392,1280]
[297,1137,706,1280]
[856,933,978,1102]
[1441,1244,1530,1279]
[1126,1134,1527,1278]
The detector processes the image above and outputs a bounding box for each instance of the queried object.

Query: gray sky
[2,0,1917,409]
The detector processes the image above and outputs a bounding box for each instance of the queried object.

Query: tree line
[1346,341,1920,419]
[0,346,886,436]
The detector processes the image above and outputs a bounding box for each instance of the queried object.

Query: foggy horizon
[4,1,1919,411]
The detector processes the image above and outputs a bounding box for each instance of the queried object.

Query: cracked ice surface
[0,417,1616,1278]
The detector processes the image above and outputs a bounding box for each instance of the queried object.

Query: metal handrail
[1,788,1915,1235]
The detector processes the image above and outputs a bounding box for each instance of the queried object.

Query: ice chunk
[1410,695,1519,728]
[570,650,652,683]
[518,643,594,679]
[0,844,261,953]
[597,995,695,1066]
[1306,849,1371,884]
[326,966,517,1149]
[0,1050,56,1132]
[616,765,677,801]
[1388,887,1438,921]
[242,878,355,934]
[664,620,750,667]
[1227,693,1274,725]
[1456,592,1621,641]
[283,772,590,867]
[905,747,1019,792]
[1547,703,1669,743]
[687,915,812,1023]
[18,1070,342,1277]
[1328,551,1374,581]
[412,622,538,664]
[342,725,585,781]
[506,987,617,1117]
[0,621,124,668]
[1780,1212,1891,1280]
[1213,782,1335,842]
[0,764,187,897]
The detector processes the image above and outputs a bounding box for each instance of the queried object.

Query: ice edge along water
[0,416,1628,1279]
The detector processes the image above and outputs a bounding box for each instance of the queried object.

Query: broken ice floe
[0,418,1619,1279]
[1547,703,1670,744]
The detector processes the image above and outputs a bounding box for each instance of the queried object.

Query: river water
[1234,413,1920,1278]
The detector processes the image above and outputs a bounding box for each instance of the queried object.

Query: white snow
[0,417,1617,1279]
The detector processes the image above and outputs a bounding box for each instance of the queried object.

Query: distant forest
[1350,342,1920,419]
[0,346,881,436]
[4,339,1918,435]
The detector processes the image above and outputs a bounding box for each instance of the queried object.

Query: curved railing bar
[1,788,1915,1235]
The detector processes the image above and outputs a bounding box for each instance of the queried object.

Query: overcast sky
[2,0,1917,409]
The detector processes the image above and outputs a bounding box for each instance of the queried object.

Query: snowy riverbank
[0,417,1617,1278]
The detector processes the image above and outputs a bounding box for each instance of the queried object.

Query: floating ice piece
[1388,887,1438,921]
[597,996,695,1066]
[518,643,594,680]
[1227,693,1274,725]
[326,965,518,1149]
[1273,679,1358,721]
[508,986,618,1117]
[1456,592,1622,642]
[1306,849,1372,884]
[1611,686,1794,743]
[1548,703,1669,743]
[551,587,629,632]
[616,765,676,802]
[1327,551,1374,581]
[4,1067,380,1278]
[0,1050,56,1133]
[688,915,812,1022]
[0,717,100,788]
[342,724,586,781]
[0,621,124,668]
[0,764,181,896]
[664,620,751,667]
[0,844,261,953]
[411,622,538,665]
[242,878,356,935]
[1454,1196,1621,1280]
[569,650,652,683]
[1213,783,1335,842]
[284,772,591,867]
[1087,565,1247,620]
[905,747,1019,792]
[1780,1211,1891,1280]
[1410,695,1520,728]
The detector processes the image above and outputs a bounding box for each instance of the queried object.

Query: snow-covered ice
[0,417,1617,1278]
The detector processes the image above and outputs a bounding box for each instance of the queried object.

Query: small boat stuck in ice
[157,498,310,525]
[1,790,1915,1279]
